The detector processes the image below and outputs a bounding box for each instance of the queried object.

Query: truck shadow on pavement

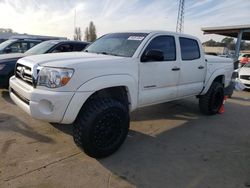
[1,90,15,105]
[51,97,250,188]
[51,123,72,135]
[0,113,54,154]
[98,99,250,188]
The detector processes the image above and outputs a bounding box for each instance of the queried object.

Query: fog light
[38,99,54,114]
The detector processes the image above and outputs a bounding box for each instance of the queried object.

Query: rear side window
[52,44,74,53]
[9,42,29,53]
[74,43,88,51]
[179,37,200,60]
[29,42,39,48]
[144,35,176,61]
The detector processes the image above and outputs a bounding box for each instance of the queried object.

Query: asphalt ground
[0,89,250,188]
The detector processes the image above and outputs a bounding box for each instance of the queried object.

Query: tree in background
[0,28,14,33]
[74,27,82,41]
[89,21,97,42]
[203,37,250,50]
[221,37,235,50]
[202,39,224,47]
[84,27,89,42]
[84,21,97,42]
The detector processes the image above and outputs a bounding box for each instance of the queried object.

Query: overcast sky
[0,0,249,42]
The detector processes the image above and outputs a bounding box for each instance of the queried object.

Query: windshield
[0,39,16,50]
[85,33,148,57]
[25,40,60,55]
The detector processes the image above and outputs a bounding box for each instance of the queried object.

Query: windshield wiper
[85,51,118,56]
[99,52,117,56]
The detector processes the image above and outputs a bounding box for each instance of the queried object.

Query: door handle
[198,66,204,69]
[172,67,180,71]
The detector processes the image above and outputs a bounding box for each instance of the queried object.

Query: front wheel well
[86,86,130,109]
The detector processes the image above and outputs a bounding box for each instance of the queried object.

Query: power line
[176,0,185,33]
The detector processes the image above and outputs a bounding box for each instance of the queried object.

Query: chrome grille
[15,63,33,85]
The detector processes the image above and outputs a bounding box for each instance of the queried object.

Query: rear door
[177,37,206,97]
[139,35,180,107]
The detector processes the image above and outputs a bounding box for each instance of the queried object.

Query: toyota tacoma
[9,31,234,158]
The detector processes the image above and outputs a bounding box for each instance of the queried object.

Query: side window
[9,42,21,53]
[143,35,176,61]
[179,37,200,60]
[20,42,28,52]
[74,43,87,51]
[29,42,38,48]
[10,42,29,53]
[52,44,74,53]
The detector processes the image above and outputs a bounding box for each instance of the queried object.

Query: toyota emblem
[20,67,25,79]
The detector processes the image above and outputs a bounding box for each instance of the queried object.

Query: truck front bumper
[9,76,92,124]
[240,78,250,89]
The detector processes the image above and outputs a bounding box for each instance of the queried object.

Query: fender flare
[77,74,138,111]
[61,74,138,124]
[200,69,225,95]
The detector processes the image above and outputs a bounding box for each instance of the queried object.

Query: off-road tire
[73,98,130,158]
[199,82,224,115]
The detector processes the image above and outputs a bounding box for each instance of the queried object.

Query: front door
[139,35,180,107]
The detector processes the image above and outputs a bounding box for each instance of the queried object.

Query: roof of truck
[112,30,200,40]
[44,40,89,44]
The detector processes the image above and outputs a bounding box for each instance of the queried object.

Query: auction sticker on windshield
[128,36,145,41]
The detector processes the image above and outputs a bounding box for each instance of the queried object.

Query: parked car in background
[238,53,250,67]
[238,63,250,89]
[0,39,42,54]
[0,40,89,88]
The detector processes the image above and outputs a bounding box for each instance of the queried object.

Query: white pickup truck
[9,31,234,158]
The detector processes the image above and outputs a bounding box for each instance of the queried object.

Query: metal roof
[201,25,250,40]
[0,33,67,41]
[0,33,14,39]
[9,34,67,40]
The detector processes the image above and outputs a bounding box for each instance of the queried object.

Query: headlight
[37,67,74,88]
[0,64,6,70]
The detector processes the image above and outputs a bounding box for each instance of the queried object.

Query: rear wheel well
[214,75,225,85]
[197,75,225,99]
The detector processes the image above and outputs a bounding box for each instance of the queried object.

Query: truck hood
[17,52,137,93]
[18,52,127,68]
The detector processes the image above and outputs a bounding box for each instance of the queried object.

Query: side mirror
[4,47,11,53]
[141,49,164,62]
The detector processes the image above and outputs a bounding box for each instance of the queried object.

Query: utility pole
[73,9,76,40]
[176,0,185,33]
[74,9,76,29]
